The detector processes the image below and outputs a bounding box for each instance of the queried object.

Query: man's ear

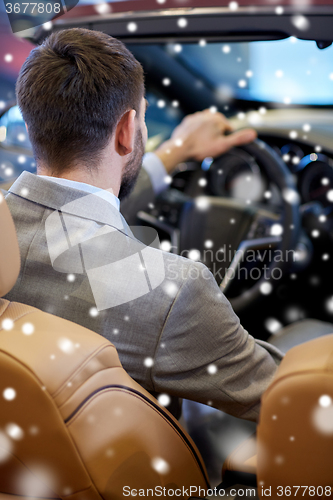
[115,110,136,156]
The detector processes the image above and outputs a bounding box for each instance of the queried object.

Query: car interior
[1,0,333,496]
[1,191,333,497]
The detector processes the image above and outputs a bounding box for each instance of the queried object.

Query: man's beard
[118,129,145,201]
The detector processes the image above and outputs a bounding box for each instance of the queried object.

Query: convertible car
[0,0,333,494]
[2,0,333,340]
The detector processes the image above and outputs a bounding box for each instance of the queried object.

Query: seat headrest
[0,192,20,297]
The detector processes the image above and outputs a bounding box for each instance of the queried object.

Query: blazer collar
[9,171,133,237]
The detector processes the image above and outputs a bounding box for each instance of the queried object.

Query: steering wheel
[138,139,300,313]
[178,139,301,312]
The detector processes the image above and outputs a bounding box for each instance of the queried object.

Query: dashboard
[161,108,333,220]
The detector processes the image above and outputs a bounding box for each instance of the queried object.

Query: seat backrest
[257,334,333,493]
[0,193,210,499]
[0,192,20,297]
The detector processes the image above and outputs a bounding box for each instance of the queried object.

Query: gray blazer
[4,171,283,421]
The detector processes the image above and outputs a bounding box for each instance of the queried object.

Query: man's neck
[37,162,121,196]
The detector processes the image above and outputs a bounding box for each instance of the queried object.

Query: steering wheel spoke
[246,208,283,240]
[220,235,282,294]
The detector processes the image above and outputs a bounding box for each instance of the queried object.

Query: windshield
[164,38,333,106]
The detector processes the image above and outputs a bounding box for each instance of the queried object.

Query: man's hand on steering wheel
[154,109,257,172]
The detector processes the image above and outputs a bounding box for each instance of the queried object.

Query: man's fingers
[223,128,257,149]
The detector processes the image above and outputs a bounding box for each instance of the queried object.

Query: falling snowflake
[222,45,231,54]
[195,197,210,211]
[4,54,13,63]
[6,423,24,440]
[89,307,99,317]
[313,395,333,435]
[319,395,332,408]
[207,364,217,374]
[127,22,137,32]
[177,17,187,28]
[204,240,213,249]
[2,318,15,331]
[163,281,179,298]
[188,249,201,261]
[57,337,75,354]
[151,457,170,474]
[162,78,171,86]
[260,282,273,295]
[144,357,154,367]
[158,394,171,407]
[309,275,320,286]
[327,190,333,202]
[229,1,238,10]
[94,3,111,14]
[264,318,282,334]
[270,224,283,236]
[284,306,305,322]
[275,6,284,15]
[325,297,333,313]
[160,240,172,252]
[21,322,34,335]
[3,388,16,401]
[282,188,299,204]
[291,15,310,31]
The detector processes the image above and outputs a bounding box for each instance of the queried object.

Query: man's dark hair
[16,28,144,174]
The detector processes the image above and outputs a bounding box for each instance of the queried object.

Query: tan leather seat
[0,191,210,499]
[222,334,333,497]
[257,334,333,495]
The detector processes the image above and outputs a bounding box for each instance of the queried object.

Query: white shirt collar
[37,175,120,211]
